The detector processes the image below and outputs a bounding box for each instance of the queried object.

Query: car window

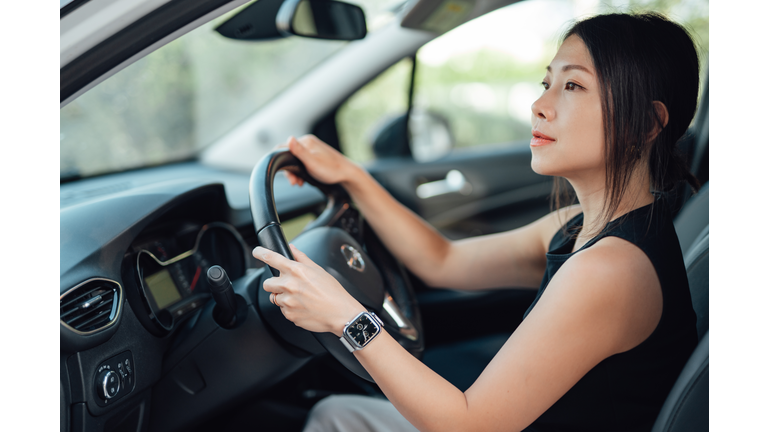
[413,2,571,158]
[337,0,709,164]
[60,16,346,180]
[60,0,409,180]
[336,58,413,163]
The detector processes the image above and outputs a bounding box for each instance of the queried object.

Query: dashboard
[60,162,327,432]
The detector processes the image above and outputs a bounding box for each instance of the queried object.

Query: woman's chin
[530,157,556,176]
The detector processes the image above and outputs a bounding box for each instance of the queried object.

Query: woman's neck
[568,167,654,246]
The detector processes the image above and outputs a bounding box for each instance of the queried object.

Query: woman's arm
[254,236,662,432]
[341,163,556,290]
[285,135,572,290]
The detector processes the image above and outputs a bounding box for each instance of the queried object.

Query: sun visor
[401,0,523,35]
[401,0,476,34]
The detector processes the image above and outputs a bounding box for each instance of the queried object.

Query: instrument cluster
[132,222,248,332]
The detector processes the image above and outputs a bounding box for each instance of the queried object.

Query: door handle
[416,170,473,199]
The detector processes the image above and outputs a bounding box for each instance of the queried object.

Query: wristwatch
[340,311,383,352]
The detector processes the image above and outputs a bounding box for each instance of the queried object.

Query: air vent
[60,279,122,334]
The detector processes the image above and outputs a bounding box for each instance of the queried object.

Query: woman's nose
[531,94,553,121]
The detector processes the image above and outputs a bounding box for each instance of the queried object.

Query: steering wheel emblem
[340,244,365,272]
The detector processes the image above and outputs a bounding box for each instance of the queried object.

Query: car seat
[651,223,709,432]
[673,182,709,255]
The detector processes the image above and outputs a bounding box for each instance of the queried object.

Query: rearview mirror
[277,0,367,40]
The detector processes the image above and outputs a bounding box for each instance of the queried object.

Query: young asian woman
[254,12,701,432]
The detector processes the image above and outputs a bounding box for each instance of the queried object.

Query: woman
[253,12,701,432]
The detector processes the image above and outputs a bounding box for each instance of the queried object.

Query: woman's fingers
[287,136,306,159]
[278,137,305,187]
[271,292,292,308]
[253,246,297,273]
[255,243,364,334]
[262,275,283,294]
[284,171,304,186]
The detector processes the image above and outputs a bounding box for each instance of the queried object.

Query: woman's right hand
[282,135,358,187]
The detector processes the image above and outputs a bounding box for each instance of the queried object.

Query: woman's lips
[530,130,556,147]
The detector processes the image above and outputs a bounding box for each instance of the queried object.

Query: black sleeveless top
[524,199,698,432]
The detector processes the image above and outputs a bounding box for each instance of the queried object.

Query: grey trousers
[302,395,420,432]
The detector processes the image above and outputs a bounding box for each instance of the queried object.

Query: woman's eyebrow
[546,64,593,75]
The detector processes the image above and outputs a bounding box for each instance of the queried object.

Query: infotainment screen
[144,268,182,310]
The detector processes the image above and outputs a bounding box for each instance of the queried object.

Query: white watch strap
[339,336,356,352]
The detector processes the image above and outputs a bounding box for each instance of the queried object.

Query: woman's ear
[648,101,669,142]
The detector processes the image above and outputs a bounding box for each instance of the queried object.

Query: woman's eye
[565,82,581,91]
[541,81,550,90]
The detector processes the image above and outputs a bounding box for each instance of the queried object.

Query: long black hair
[554,12,701,233]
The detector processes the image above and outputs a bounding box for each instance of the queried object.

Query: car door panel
[367,142,552,239]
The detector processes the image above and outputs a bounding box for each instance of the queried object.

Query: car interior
[59,1,710,431]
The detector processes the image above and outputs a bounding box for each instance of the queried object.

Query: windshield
[60,0,404,180]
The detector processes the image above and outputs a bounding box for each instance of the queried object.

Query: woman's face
[530,35,604,181]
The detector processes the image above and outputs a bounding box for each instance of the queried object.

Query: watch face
[346,314,379,347]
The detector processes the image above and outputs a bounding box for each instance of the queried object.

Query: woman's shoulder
[555,236,663,352]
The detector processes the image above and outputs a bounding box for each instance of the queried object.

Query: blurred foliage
[413,51,547,153]
[61,42,195,178]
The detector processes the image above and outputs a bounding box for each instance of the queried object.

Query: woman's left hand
[253,244,366,337]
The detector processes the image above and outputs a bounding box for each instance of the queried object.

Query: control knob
[96,370,120,400]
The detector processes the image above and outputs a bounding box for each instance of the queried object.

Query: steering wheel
[249,149,424,382]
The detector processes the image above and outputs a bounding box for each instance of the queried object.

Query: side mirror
[409,109,454,162]
[369,110,454,162]
[277,0,367,40]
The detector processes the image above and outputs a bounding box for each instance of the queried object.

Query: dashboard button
[96,370,120,400]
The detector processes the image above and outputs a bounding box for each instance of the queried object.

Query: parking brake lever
[207,265,237,328]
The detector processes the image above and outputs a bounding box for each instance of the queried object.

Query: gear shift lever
[207,265,238,328]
